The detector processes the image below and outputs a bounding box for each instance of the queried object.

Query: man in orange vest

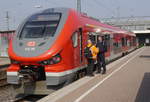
[84,39,99,76]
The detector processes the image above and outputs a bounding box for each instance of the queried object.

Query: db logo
[27,41,36,47]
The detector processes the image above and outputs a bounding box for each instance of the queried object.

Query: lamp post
[6,11,9,31]
[77,0,81,12]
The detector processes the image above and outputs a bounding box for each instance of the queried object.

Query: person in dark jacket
[96,36,107,74]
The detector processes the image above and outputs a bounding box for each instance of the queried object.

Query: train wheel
[82,71,86,77]
[64,73,76,86]
[122,53,125,56]
[78,72,82,78]
[74,72,79,81]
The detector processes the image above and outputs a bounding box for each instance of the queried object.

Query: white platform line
[74,48,144,102]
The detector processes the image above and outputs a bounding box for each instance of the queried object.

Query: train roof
[78,10,135,36]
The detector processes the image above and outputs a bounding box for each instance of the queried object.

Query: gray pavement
[39,47,150,102]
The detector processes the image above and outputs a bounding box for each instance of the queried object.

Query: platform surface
[39,47,150,102]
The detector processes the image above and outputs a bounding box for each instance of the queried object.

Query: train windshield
[19,13,61,39]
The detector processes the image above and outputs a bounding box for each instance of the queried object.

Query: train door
[121,37,127,52]
[72,28,83,66]
[79,28,83,63]
[109,34,114,59]
[112,34,123,55]
[72,31,80,66]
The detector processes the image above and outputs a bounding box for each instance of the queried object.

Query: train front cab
[6,27,88,95]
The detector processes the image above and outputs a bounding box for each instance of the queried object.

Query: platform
[39,47,150,102]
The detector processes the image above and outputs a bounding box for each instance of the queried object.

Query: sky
[0,0,150,31]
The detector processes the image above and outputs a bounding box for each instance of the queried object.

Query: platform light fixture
[95,28,102,33]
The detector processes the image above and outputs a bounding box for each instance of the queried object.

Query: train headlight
[39,54,61,65]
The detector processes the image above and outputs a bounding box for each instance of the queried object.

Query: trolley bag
[84,46,93,59]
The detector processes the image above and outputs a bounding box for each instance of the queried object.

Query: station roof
[133,30,150,34]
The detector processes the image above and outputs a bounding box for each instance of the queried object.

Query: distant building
[0,30,15,57]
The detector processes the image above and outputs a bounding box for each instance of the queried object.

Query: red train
[7,8,137,95]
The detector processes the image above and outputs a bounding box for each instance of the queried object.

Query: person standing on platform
[84,39,99,76]
[96,36,107,74]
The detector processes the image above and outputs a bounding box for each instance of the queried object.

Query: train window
[121,38,127,46]
[114,42,117,47]
[121,38,124,46]
[72,32,78,47]
[104,35,110,50]
[29,13,60,21]
[19,13,61,39]
[113,42,120,48]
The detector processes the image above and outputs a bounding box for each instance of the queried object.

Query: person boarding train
[84,39,99,76]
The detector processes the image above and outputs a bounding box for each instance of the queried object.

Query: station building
[133,30,150,46]
[0,30,15,57]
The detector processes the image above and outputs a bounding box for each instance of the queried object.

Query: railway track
[0,78,8,87]
[0,68,8,87]
[0,65,15,102]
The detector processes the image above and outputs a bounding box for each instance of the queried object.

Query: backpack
[84,46,93,59]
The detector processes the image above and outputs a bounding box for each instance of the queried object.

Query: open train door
[79,28,83,63]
